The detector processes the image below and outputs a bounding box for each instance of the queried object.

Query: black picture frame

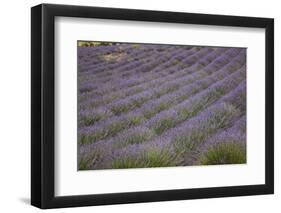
[31,3,274,209]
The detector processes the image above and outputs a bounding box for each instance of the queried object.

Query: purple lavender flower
[78,43,246,170]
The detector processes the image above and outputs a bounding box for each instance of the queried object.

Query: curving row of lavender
[78,43,246,170]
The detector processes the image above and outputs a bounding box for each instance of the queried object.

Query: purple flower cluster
[78,43,247,170]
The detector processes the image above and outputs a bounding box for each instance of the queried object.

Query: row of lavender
[78,43,246,170]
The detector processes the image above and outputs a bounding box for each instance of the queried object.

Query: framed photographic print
[31,3,274,209]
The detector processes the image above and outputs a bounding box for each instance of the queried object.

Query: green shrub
[200,142,246,165]
[110,103,132,115]
[174,130,206,155]
[112,148,178,169]
[173,103,240,156]
[116,127,155,148]
[79,152,99,170]
[128,115,145,126]
[152,117,178,134]
[79,113,105,127]
[132,44,140,48]
[144,101,174,119]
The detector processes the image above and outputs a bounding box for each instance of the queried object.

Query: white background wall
[0,0,279,212]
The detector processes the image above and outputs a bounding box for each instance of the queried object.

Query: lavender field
[78,41,246,170]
